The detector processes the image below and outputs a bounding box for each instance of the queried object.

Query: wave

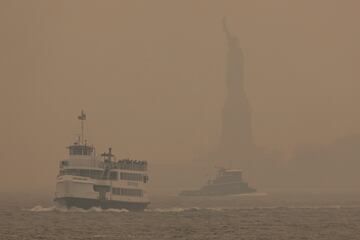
[26,204,358,214]
[28,205,208,213]
[26,205,129,213]
[28,205,57,212]
[145,205,357,212]
[145,207,233,212]
[145,207,201,213]
[27,205,213,213]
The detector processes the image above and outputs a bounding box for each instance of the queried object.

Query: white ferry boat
[54,111,150,210]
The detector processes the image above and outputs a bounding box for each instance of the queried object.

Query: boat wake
[26,203,353,214]
[145,205,353,212]
[26,205,129,213]
[27,206,223,213]
[145,207,237,212]
[145,207,202,213]
[228,192,268,197]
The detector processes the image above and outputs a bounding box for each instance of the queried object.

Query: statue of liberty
[219,17,254,168]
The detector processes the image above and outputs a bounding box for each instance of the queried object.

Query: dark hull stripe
[179,188,256,197]
[54,197,150,211]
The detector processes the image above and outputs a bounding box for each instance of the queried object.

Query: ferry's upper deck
[58,110,148,180]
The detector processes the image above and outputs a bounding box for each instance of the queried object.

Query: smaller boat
[179,168,256,196]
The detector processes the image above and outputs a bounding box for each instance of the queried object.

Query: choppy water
[1,193,360,239]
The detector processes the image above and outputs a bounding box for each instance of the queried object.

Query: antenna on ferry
[101,147,114,162]
[78,109,86,145]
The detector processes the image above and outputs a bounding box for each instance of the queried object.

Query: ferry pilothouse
[54,111,150,210]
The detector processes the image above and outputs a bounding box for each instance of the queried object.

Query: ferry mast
[78,110,86,144]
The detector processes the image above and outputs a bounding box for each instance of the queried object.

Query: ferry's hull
[54,197,150,211]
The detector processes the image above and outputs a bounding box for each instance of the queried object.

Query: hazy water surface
[1,193,360,240]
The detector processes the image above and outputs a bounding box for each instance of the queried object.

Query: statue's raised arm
[222,17,231,44]
[222,17,238,48]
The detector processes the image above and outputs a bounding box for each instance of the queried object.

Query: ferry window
[119,172,143,182]
[83,147,92,155]
[62,169,104,179]
[94,185,111,192]
[60,161,69,168]
[79,169,92,177]
[74,169,81,176]
[121,188,143,197]
[112,187,121,195]
[69,146,90,155]
[111,187,143,196]
[110,172,118,180]
[90,170,103,179]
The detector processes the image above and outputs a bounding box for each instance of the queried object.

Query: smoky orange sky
[1,0,360,192]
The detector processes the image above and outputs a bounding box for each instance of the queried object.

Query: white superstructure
[54,111,150,210]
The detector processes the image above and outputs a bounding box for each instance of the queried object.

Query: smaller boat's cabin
[213,169,243,184]
[221,169,242,178]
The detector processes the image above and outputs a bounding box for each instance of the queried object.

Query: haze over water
[1,0,360,239]
[1,0,360,193]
